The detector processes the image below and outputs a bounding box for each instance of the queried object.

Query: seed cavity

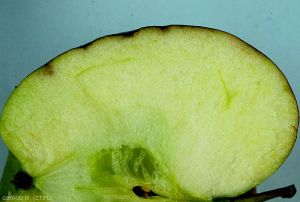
[126,147,156,179]
[132,186,158,198]
[91,146,158,181]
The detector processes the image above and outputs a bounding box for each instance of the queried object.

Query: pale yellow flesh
[0,26,298,201]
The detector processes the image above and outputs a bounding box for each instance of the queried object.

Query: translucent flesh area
[0,26,298,201]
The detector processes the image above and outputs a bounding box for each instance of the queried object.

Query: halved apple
[0,26,298,202]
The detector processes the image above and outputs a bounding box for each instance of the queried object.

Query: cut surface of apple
[0,26,298,202]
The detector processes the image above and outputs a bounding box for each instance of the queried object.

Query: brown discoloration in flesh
[43,63,54,76]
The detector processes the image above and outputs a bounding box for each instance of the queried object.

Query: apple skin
[0,25,298,202]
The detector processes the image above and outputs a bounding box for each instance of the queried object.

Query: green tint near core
[89,146,166,189]
[88,146,202,201]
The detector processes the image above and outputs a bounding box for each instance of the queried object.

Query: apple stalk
[216,185,296,202]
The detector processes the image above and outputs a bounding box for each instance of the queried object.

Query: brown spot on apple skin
[12,170,33,190]
[292,125,298,133]
[43,63,54,76]
[78,40,94,50]
[118,29,137,38]
[76,26,175,50]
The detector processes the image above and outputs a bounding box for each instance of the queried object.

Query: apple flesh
[0,26,298,201]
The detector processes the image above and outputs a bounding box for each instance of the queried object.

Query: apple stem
[230,185,296,202]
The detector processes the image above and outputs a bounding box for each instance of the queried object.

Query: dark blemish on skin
[77,29,139,49]
[14,86,18,89]
[12,170,33,190]
[119,26,170,39]
[292,125,298,132]
[73,25,270,56]
[283,84,292,92]
[75,25,220,51]
[78,40,94,50]
[119,30,138,38]
[43,63,54,76]
[159,26,171,33]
